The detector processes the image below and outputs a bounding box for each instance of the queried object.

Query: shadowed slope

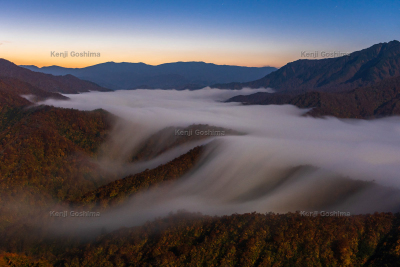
[73,146,205,209]
[0,59,110,93]
[227,76,400,119]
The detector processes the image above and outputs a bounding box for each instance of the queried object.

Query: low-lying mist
[39,87,400,232]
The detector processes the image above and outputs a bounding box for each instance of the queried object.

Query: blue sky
[1,0,399,67]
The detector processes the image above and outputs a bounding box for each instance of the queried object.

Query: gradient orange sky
[2,42,297,68]
[1,0,399,69]
[1,33,300,68]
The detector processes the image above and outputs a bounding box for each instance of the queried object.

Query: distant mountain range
[0,59,109,94]
[20,61,277,90]
[224,40,400,119]
[3,40,400,119]
[216,40,400,93]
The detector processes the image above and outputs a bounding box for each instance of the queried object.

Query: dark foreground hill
[0,77,68,104]
[227,76,400,119]
[0,59,110,93]
[216,40,400,93]
[2,211,400,266]
[21,61,277,90]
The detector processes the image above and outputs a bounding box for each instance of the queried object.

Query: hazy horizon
[18,59,278,69]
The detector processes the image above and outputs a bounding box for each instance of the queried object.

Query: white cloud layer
[39,88,400,232]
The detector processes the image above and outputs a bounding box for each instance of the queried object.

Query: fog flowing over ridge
[38,87,400,231]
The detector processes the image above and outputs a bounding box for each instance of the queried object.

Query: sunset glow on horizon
[1,0,399,68]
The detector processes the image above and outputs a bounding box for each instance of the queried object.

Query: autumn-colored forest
[2,211,400,266]
[2,77,400,266]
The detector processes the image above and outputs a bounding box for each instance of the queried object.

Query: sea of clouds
[39,87,400,231]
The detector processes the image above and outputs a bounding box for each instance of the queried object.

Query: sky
[0,0,399,68]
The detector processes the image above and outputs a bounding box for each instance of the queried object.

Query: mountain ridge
[215,40,400,93]
[20,61,277,90]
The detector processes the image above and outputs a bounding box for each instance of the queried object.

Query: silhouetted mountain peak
[215,40,400,93]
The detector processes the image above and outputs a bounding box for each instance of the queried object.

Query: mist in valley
[38,87,400,232]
